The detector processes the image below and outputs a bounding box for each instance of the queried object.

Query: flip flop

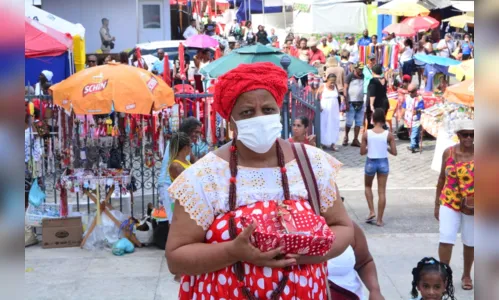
[342,140,348,146]
[365,215,376,223]
[462,278,473,290]
[350,141,361,147]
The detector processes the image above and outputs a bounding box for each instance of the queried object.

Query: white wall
[42,0,171,53]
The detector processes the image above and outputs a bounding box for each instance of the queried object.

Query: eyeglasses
[88,60,97,63]
[459,132,474,138]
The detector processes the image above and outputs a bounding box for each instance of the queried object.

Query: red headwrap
[213,62,288,120]
[402,74,412,83]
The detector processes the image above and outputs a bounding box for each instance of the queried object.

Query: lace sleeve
[305,145,343,213]
[168,167,215,231]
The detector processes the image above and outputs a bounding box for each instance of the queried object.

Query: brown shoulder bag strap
[290,143,333,300]
[291,143,321,215]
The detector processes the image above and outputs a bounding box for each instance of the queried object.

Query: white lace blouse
[168,145,342,230]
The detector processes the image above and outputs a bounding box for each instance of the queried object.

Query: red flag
[215,47,221,60]
[163,53,172,86]
[179,43,186,80]
[135,48,143,68]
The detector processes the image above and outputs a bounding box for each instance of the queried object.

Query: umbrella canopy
[448,59,474,81]
[444,79,474,107]
[413,54,461,67]
[185,34,219,48]
[442,15,474,28]
[401,16,440,31]
[382,23,416,37]
[50,62,175,115]
[199,45,318,79]
[377,1,430,17]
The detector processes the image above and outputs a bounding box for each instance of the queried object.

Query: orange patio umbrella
[50,62,175,115]
[444,79,474,107]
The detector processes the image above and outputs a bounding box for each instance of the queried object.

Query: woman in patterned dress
[434,119,474,290]
[166,62,354,300]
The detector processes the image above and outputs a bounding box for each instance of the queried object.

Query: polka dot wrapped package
[240,200,335,255]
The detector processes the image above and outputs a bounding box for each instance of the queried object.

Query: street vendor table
[60,168,141,248]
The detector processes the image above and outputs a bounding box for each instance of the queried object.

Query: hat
[453,119,474,133]
[41,70,53,82]
[368,54,376,60]
[307,37,319,48]
[228,36,236,43]
[213,62,288,120]
[354,62,365,69]
[325,57,338,68]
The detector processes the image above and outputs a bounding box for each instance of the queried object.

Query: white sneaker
[25,226,38,247]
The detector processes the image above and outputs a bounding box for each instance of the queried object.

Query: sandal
[462,278,473,290]
[365,215,376,223]
[350,140,361,147]
[342,137,349,146]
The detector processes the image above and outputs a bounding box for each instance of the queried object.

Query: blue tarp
[377,14,392,43]
[25,52,71,86]
[229,0,283,21]
[413,54,461,67]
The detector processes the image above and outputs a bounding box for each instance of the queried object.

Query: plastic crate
[25,203,74,227]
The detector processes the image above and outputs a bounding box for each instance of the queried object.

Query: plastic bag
[82,210,127,251]
[112,238,135,256]
[28,178,45,207]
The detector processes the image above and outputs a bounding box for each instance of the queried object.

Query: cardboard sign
[42,217,83,249]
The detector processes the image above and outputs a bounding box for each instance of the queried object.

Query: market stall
[420,79,474,171]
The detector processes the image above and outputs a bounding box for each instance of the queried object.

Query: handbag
[291,143,333,300]
[451,147,474,215]
[28,178,45,207]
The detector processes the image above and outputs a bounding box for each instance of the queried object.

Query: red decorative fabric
[213,62,288,119]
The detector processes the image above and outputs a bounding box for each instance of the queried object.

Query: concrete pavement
[25,132,474,300]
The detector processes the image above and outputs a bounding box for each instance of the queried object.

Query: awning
[376,0,451,10]
[450,0,474,12]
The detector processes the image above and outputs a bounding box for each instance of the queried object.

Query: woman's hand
[228,221,297,268]
[434,206,440,221]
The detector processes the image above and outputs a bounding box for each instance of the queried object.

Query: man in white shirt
[437,33,456,58]
[183,19,199,40]
[342,35,359,63]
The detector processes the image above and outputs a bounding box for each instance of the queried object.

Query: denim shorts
[365,158,389,176]
[346,102,365,128]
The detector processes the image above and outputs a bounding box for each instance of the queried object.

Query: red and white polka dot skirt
[178,200,329,300]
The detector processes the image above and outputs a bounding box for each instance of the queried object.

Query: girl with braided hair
[166,62,354,300]
[410,257,455,300]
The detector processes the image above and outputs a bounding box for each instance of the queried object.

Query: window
[142,4,161,29]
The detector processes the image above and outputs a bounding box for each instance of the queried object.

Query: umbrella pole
[262,0,265,26]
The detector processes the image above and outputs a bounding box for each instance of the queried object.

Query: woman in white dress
[318,73,341,151]
[328,221,385,300]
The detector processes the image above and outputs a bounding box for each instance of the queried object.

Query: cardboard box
[42,217,83,249]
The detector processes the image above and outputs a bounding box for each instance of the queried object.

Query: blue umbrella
[413,54,461,67]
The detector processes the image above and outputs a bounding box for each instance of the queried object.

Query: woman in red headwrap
[166,62,354,300]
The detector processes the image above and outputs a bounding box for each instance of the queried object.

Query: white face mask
[233,114,282,154]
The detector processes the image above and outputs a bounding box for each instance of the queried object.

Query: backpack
[340,61,352,78]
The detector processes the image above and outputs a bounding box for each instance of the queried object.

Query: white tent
[25,5,85,38]
[290,0,368,34]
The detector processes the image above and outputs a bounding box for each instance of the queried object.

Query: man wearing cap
[437,33,456,58]
[35,70,53,96]
[363,54,376,102]
[307,37,326,66]
[342,35,359,63]
[318,37,333,57]
[225,36,237,54]
[343,62,365,147]
[401,83,425,153]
